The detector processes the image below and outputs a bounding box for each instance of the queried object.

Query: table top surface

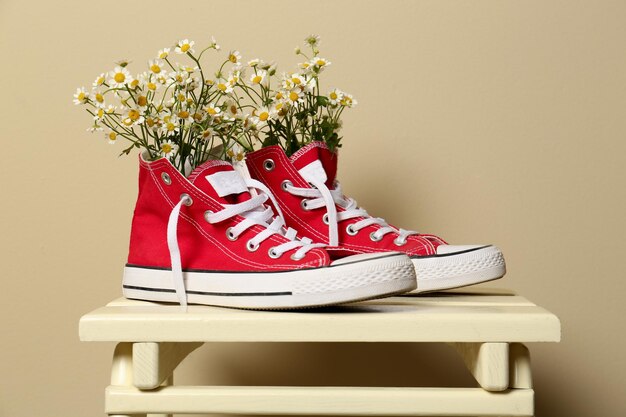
[79,288,561,343]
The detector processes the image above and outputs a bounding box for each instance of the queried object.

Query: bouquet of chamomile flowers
[73,35,357,174]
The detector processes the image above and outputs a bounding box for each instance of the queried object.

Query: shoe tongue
[188,160,252,204]
[290,142,338,187]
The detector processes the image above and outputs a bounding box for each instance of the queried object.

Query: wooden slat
[105,385,534,416]
[80,294,561,343]
[450,342,509,391]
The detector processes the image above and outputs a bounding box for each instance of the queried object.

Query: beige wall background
[1,0,625,416]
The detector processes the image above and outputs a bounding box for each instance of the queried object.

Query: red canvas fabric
[126,155,330,271]
[246,143,447,258]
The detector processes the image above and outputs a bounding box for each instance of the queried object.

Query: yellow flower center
[207,107,217,115]
[217,83,227,92]
[96,76,105,85]
[202,129,212,138]
[138,96,148,106]
[147,82,157,91]
[97,108,104,118]
[275,102,283,110]
[130,79,139,88]
[289,91,299,102]
[159,52,168,59]
[150,64,161,73]
[230,105,237,114]
[128,109,141,121]
[275,92,283,100]
[178,110,189,119]
[252,75,262,84]
[114,72,125,83]
[181,44,190,52]
[330,92,338,100]
[316,59,325,66]
[259,111,269,121]
[166,123,175,132]
[177,93,185,102]
[95,93,104,103]
[292,77,302,85]
[193,113,203,121]
[162,143,173,153]
[77,92,85,101]
[229,54,237,63]
[146,118,155,127]
[108,132,117,140]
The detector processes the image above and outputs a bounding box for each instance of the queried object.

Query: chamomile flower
[224,99,239,119]
[169,70,189,86]
[305,35,321,48]
[249,69,267,85]
[298,61,312,73]
[311,57,331,72]
[286,89,304,107]
[92,107,104,121]
[92,90,105,105]
[201,127,215,141]
[73,87,89,105]
[157,48,170,59]
[247,58,264,68]
[148,59,164,74]
[122,108,144,126]
[254,106,275,123]
[160,140,178,159]
[340,93,357,108]
[104,104,117,114]
[108,66,133,88]
[136,95,149,109]
[175,39,195,55]
[327,88,344,106]
[87,124,103,133]
[176,109,194,124]
[192,110,207,123]
[104,130,118,144]
[92,73,106,87]
[215,78,234,94]
[204,103,222,118]
[209,36,220,50]
[226,143,245,162]
[161,115,180,136]
[228,50,242,64]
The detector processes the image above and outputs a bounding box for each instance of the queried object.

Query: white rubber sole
[409,245,506,293]
[123,252,416,309]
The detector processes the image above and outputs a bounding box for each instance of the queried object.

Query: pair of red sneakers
[123,142,505,309]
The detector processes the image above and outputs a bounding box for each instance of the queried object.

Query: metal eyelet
[394,238,407,246]
[263,159,275,171]
[290,252,305,261]
[247,240,260,252]
[346,224,359,236]
[204,210,213,222]
[226,227,238,241]
[370,232,383,242]
[301,200,311,210]
[281,180,292,191]
[268,247,282,259]
[161,172,171,185]
[322,213,329,225]
[180,193,193,206]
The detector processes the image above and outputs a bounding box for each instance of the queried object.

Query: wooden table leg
[108,342,146,417]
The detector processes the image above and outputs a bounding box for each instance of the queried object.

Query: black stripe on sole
[410,245,492,259]
[123,284,292,297]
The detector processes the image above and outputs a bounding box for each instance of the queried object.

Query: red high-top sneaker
[122,154,417,309]
[245,143,506,293]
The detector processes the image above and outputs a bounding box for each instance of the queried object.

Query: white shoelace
[283,180,419,247]
[167,188,325,309]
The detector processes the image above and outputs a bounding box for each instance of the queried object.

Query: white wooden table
[79,288,560,416]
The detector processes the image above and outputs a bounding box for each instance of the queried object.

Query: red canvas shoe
[245,143,506,293]
[122,154,417,309]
